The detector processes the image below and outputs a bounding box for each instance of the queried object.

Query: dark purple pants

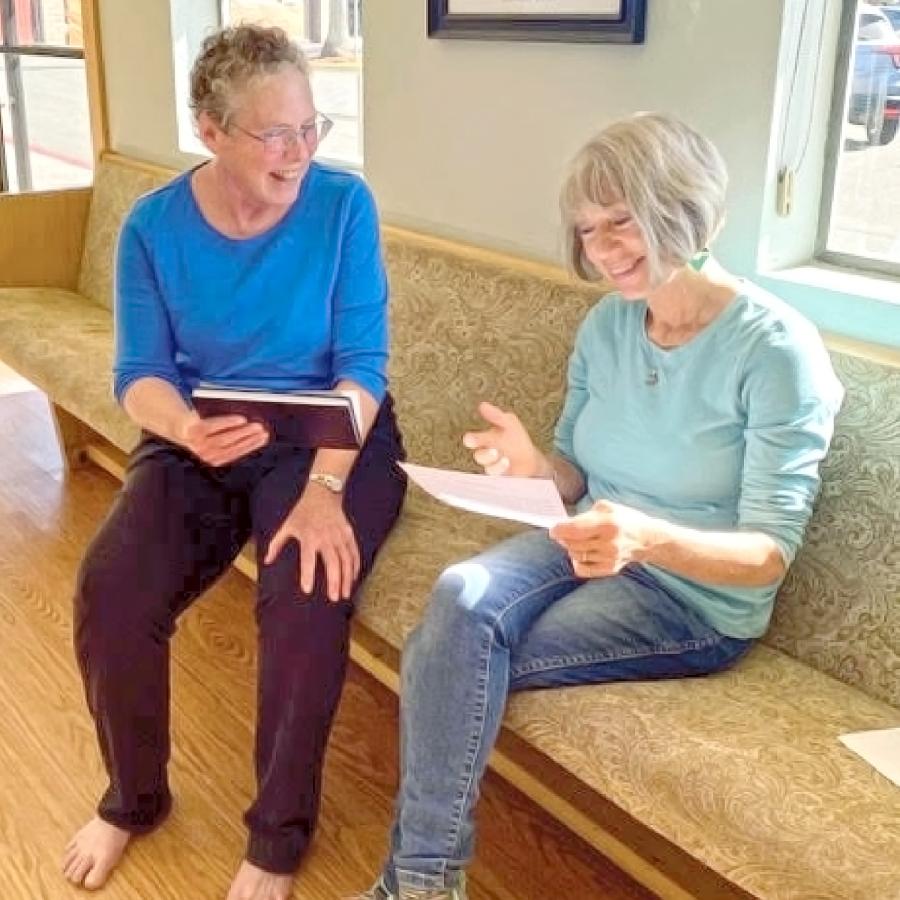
[73,397,406,874]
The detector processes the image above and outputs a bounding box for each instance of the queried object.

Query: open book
[191,384,363,450]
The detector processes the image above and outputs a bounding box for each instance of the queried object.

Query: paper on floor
[399,462,568,529]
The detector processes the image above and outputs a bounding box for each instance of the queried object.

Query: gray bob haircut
[560,113,728,283]
[190,24,309,128]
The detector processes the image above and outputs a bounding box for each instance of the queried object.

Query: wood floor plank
[0,380,656,900]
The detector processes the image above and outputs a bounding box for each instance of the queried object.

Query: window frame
[816,0,900,280]
[0,0,104,194]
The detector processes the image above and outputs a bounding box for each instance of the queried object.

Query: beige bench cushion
[358,494,900,900]
[0,287,139,451]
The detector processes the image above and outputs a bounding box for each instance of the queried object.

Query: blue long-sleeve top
[554,285,844,639]
[113,161,389,406]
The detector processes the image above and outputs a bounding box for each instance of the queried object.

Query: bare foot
[62,817,131,890]
[226,861,294,900]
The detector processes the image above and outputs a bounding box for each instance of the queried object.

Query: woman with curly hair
[63,24,405,900]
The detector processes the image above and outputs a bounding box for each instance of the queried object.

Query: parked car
[880,5,900,135]
[880,4,900,31]
[849,4,900,145]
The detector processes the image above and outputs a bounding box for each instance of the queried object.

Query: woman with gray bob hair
[561,112,728,284]
[356,113,842,900]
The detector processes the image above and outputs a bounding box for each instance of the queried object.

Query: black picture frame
[427,0,646,44]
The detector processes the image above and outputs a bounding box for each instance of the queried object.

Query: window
[0,0,93,192]
[821,0,900,275]
[220,0,363,168]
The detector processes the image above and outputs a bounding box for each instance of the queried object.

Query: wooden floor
[0,373,655,900]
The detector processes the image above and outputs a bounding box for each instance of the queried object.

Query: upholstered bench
[1,154,897,900]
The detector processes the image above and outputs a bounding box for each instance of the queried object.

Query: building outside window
[823,0,900,275]
[0,0,93,192]
[220,0,363,168]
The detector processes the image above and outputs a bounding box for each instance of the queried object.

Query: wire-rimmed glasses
[230,113,333,154]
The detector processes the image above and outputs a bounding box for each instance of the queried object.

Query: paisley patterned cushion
[768,353,900,709]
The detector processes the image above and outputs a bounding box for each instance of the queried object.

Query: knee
[257,563,353,640]
[399,565,498,694]
[413,561,500,646]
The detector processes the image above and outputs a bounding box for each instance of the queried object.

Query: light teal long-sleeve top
[554,284,844,639]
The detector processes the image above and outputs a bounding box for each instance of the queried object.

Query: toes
[83,860,112,891]
[64,854,94,886]
[61,844,79,872]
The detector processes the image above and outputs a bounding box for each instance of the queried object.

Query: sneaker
[346,877,392,900]
[349,874,467,900]
[399,881,467,900]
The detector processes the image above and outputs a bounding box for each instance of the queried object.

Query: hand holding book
[191,384,363,450]
[178,410,270,467]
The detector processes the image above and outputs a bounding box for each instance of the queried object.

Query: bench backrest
[77,157,172,310]
[82,155,899,709]
[767,352,899,708]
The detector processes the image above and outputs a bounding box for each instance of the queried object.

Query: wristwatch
[308,472,345,494]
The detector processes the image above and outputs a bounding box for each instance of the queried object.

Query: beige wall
[363,1,785,274]
[98,0,205,169]
[98,0,785,274]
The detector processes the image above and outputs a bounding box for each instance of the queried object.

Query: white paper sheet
[399,462,569,529]
[839,727,900,787]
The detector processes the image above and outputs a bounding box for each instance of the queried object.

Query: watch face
[311,473,343,493]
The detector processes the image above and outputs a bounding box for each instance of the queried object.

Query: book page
[400,462,569,529]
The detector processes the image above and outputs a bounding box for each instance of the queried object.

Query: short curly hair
[560,113,728,284]
[189,24,309,127]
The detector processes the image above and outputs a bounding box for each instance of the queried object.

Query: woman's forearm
[637,517,786,587]
[122,377,194,445]
[554,501,788,588]
[539,453,587,505]
[304,379,377,483]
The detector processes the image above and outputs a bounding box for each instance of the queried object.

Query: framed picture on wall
[427,0,646,44]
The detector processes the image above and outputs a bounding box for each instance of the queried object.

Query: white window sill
[756,262,900,363]
[762,261,900,308]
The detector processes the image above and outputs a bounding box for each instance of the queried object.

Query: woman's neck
[192,161,289,239]
[644,260,740,348]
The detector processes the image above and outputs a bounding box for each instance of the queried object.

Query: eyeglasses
[230,114,333,154]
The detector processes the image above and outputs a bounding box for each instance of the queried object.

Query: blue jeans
[383,529,751,893]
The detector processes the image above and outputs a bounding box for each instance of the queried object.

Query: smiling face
[198,66,318,212]
[575,201,674,299]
